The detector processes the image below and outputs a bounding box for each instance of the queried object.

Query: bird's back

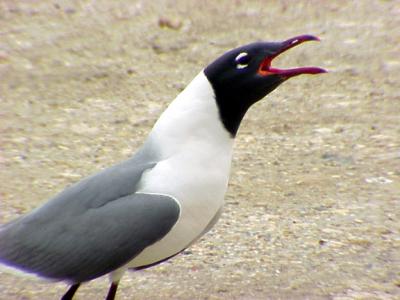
[0,144,174,282]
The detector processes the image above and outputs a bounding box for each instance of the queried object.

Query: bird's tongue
[258,59,327,77]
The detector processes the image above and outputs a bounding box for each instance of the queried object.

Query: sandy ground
[0,0,399,299]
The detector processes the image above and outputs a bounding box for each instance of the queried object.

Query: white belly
[127,143,233,268]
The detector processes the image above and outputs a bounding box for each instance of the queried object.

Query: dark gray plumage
[0,145,180,283]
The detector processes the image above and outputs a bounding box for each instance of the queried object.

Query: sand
[1,1,399,299]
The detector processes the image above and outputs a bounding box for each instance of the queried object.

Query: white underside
[110,72,234,281]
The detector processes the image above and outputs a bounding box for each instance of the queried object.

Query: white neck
[147,71,233,158]
[139,71,235,199]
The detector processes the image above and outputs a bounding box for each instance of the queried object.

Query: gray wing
[0,146,180,283]
[0,192,179,283]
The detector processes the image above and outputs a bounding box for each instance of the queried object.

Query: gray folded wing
[0,149,180,283]
[0,193,179,283]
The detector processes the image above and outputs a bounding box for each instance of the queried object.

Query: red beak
[258,35,327,78]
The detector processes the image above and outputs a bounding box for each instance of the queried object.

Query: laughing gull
[0,35,326,300]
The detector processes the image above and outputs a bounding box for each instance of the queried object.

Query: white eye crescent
[235,52,249,69]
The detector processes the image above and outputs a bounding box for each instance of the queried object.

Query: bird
[0,34,326,300]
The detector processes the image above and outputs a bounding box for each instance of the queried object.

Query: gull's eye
[235,52,250,69]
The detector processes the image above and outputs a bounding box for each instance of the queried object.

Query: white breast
[126,71,234,268]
